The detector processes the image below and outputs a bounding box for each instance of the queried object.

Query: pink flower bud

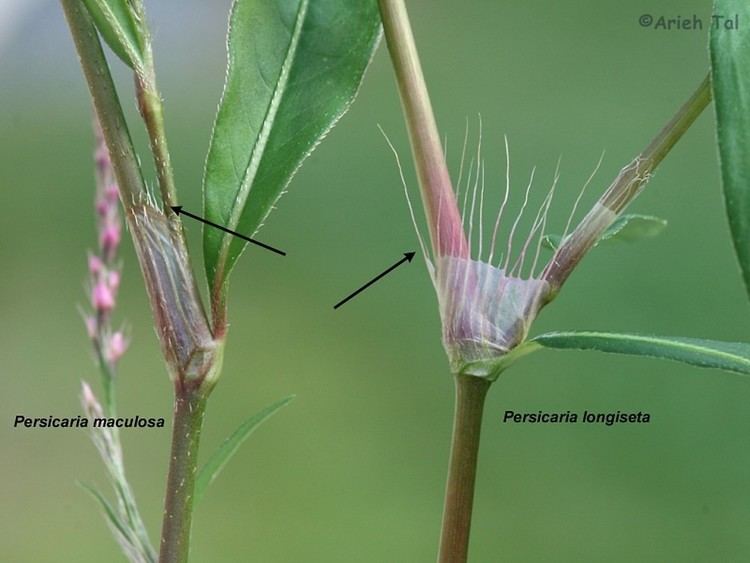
[95,146,110,171]
[96,199,109,217]
[107,331,128,363]
[80,381,104,419]
[88,255,103,275]
[92,281,115,312]
[105,184,119,203]
[100,224,121,253]
[107,270,121,292]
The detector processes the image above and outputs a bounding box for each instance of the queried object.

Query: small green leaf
[78,481,134,545]
[599,214,668,242]
[203,0,382,292]
[195,395,294,503]
[82,0,145,69]
[711,0,750,300]
[543,214,667,250]
[532,331,750,375]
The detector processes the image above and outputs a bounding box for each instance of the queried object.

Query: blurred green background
[2,1,749,561]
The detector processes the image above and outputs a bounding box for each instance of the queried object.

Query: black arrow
[171,206,286,257]
[334,252,416,309]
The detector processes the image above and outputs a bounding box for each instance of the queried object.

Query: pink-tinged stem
[542,74,712,294]
[379,0,468,259]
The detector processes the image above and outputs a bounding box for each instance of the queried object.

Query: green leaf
[78,481,134,546]
[711,0,750,300]
[82,0,145,69]
[203,0,382,291]
[195,395,294,503]
[599,214,668,242]
[542,214,667,251]
[531,331,750,375]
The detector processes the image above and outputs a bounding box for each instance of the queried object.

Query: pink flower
[80,381,104,419]
[96,199,109,217]
[107,270,121,292]
[95,145,110,174]
[104,184,119,203]
[88,254,103,275]
[100,224,121,253]
[92,280,115,312]
[107,331,129,363]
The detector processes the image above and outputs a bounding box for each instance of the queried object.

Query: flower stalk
[86,121,128,415]
[81,119,156,562]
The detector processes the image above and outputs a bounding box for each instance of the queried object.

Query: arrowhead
[404,251,416,262]
[170,206,183,215]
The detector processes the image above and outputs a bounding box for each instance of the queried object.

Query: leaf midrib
[535,331,750,368]
[87,0,142,68]
[216,0,310,272]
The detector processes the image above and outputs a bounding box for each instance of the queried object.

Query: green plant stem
[159,388,207,563]
[93,340,117,416]
[60,0,147,209]
[378,0,467,258]
[136,69,179,211]
[126,0,179,211]
[438,374,491,563]
[543,74,713,293]
[62,5,217,562]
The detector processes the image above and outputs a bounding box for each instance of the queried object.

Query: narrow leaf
[78,482,135,548]
[82,0,145,69]
[599,214,667,242]
[543,214,667,250]
[195,395,294,503]
[710,0,750,299]
[532,331,750,375]
[203,0,382,291]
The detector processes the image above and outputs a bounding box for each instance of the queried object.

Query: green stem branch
[136,72,179,210]
[542,74,712,292]
[60,0,146,209]
[438,375,490,563]
[159,389,207,563]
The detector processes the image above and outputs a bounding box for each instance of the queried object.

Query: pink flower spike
[107,270,121,292]
[95,146,110,172]
[105,184,119,203]
[100,224,121,253]
[96,199,108,217]
[80,381,104,419]
[107,331,129,363]
[88,254,103,275]
[92,281,115,312]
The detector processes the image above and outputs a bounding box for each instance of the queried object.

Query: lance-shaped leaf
[195,395,294,503]
[81,0,145,70]
[530,331,750,376]
[711,0,750,299]
[203,0,382,292]
[78,482,156,563]
[543,214,667,251]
